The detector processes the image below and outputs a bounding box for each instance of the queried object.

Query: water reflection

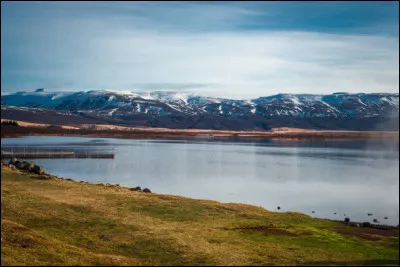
[2,136,399,225]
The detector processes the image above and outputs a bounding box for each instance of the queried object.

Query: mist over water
[2,136,399,225]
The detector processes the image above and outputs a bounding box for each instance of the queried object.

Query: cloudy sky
[1,1,399,98]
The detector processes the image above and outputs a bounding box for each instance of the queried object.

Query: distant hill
[1,90,398,131]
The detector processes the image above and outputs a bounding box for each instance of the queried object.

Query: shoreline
[1,124,399,140]
[2,163,399,266]
[2,161,398,229]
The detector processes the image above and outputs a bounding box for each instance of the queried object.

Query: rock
[8,158,18,165]
[28,163,36,171]
[143,188,152,193]
[18,161,30,171]
[14,160,22,167]
[31,165,44,175]
[10,161,45,175]
[349,223,360,228]
[14,162,23,169]
[129,186,141,191]
[8,164,16,169]
[362,222,371,227]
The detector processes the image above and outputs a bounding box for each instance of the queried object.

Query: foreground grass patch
[1,167,399,266]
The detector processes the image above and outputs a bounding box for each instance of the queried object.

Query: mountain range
[1,89,399,131]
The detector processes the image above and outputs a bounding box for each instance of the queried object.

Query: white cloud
[14,31,398,99]
[1,2,399,99]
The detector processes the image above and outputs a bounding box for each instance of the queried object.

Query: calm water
[2,136,399,225]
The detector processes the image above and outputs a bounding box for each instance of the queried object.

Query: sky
[1,1,399,99]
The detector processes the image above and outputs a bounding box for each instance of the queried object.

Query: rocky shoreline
[329,219,398,230]
[2,159,152,194]
[1,159,398,230]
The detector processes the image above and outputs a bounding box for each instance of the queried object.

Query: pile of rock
[339,218,396,230]
[8,158,44,175]
[129,186,152,193]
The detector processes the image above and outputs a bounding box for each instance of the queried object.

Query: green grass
[1,166,399,266]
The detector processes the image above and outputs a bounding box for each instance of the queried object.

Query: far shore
[1,119,399,140]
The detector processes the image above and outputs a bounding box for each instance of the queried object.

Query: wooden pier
[1,146,115,159]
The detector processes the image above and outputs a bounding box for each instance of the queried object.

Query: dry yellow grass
[3,119,399,139]
[1,119,79,130]
[1,166,399,266]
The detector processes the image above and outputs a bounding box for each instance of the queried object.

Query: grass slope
[1,166,398,266]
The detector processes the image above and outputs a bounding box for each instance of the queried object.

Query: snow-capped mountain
[1,89,399,131]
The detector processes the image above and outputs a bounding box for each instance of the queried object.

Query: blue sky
[1,1,399,98]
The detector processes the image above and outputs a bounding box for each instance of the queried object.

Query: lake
[2,135,399,225]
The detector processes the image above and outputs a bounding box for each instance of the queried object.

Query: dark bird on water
[312,211,315,213]
[334,212,337,215]
[277,206,280,210]
[367,213,373,216]
[384,217,388,219]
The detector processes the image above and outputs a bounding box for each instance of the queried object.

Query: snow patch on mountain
[1,89,398,125]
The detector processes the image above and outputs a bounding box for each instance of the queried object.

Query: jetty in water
[1,146,115,159]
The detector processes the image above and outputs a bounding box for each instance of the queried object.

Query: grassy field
[1,165,399,266]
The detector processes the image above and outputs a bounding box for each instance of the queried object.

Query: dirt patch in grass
[336,226,399,241]
[30,174,54,180]
[1,220,40,249]
[227,225,312,237]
